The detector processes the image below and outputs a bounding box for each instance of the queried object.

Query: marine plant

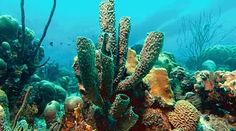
[177,10,236,70]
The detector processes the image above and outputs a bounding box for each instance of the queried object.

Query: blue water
[0,0,236,67]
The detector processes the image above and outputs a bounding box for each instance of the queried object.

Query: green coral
[0,90,10,129]
[76,37,104,106]
[155,52,178,74]
[0,58,7,77]
[0,15,19,40]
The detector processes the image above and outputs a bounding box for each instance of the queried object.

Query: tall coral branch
[99,0,118,71]
[117,32,164,91]
[113,17,131,87]
[76,37,103,106]
[99,34,114,100]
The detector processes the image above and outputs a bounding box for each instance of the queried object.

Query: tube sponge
[114,17,131,86]
[99,0,120,78]
[76,37,103,106]
[99,0,117,61]
[116,107,139,131]
[99,52,114,100]
[168,100,200,131]
[117,32,164,91]
[109,94,130,119]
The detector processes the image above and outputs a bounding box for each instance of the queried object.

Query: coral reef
[1,0,236,130]
[71,0,170,130]
[0,15,45,109]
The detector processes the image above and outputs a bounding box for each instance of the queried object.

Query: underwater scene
[0,0,236,130]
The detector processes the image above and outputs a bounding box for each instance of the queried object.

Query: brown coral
[194,70,215,91]
[61,96,92,131]
[113,17,131,86]
[144,67,175,106]
[44,100,60,128]
[168,100,200,131]
[142,108,171,131]
[219,70,236,97]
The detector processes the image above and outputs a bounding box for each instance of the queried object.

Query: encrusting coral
[143,67,175,106]
[125,48,139,75]
[198,114,234,131]
[142,108,172,130]
[219,70,236,97]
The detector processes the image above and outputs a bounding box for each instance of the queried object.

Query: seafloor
[0,0,236,131]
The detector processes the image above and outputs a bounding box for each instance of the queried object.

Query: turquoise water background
[0,0,236,67]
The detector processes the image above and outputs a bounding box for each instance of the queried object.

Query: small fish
[60,42,63,45]
[49,42,54,46]
[67,44,71,46]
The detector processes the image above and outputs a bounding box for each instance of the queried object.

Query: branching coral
[0,15,46,109]
[168,100,200,131]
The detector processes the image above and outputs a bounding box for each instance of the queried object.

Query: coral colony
[0,0,236,131]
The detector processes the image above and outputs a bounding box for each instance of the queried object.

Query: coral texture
[168,100,200,131]
[144,67,175,105]
[142,108,171,131]
[125,48,138,75]
[219,70,236,97]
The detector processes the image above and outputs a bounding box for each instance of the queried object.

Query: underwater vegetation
[0,0,236,131]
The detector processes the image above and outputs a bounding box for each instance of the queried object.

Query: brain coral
[168,100,200,131]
